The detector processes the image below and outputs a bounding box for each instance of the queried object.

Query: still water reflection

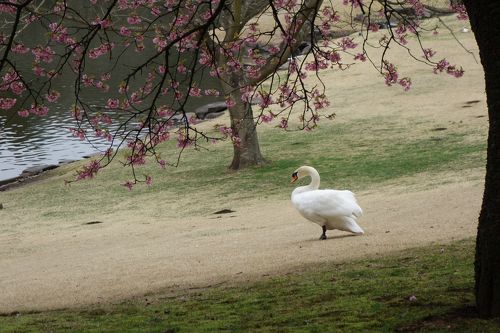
[0,103,114,182]
[0,89,216,182]
[0,3,222,183]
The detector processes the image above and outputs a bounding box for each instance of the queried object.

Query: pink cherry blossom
[204,89,220,96]
[189,86,201,97]
[127,15,141,25]
[0,3,16,14]
[150,6,161,16]
[451,3,468,20]
[343,0,363,8]
[176,132,192,148]
[88,42,114,59]
[218,125,233,137]
[117,0,129,10]
[0,97,16,110]
[446,65,464,78]
[259,113,275,123]
[45,90,61,102]
[32,63,45,76]
[225,98,236,108]
[398,77,412,91]
[368,23,379,32]
[106,98,120,109]
[17,109,29,117]
[70,127,86,140]
[12,43,29,54]
[408,0,425,17]
[120,26,132,36]
[423,48,436,60]
[10,80,26,95]
[232,136,241,148]
[31,46,55,63]
[101,73,111,81]
[29,104,49,116]
[177,63,187,73]
[157,106,173,118]
[383,61,398,86]
[123,181,134,190]
[354,53,367,62]
[434,59,449,73]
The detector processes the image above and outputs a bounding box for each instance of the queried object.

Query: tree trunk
[463,1,500,318]
[219,69,266,170]
[227,90,266,170]
[215,0,268,170]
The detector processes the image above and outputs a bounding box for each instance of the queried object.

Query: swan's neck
[293,167,320,195]
[306,167,320,190]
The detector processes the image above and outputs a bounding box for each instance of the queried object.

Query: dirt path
[0,179,482,313]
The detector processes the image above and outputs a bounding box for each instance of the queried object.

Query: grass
[0,114,486,224]
[0,12,490,331]
[1,238,500,332]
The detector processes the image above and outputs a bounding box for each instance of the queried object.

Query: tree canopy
[0,0,467,187]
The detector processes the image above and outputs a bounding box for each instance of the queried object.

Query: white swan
[291,166,364,240]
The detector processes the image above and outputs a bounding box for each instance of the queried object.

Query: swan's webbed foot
[319,226,327,240]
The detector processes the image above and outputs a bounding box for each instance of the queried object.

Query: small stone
[194,102,227,119]
[84,221,103,225]
[213,209,235,214]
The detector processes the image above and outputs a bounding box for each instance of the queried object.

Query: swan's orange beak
[291,172,298,183]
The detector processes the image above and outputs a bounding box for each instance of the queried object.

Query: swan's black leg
[319,225,327,240]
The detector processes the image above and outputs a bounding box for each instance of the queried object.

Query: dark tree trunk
[216,0,268,171]
[219,69,266,170]
[463,1,500,318]
[227,88,266,170]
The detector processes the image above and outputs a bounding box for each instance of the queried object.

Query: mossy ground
[2,239,500,333]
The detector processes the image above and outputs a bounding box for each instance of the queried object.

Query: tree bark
[219,67,266,170]
[227,89,266,170]
[216,0,268,170]
[213,0,322,169]
[463,0,500,318]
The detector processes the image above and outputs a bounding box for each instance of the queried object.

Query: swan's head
[291,166,317,183]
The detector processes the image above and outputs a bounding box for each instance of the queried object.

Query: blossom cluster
[0,0,467,186]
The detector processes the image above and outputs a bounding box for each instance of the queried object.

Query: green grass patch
[2,239,500,332]
[0,115,486,222]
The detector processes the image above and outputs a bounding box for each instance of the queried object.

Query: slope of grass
[0,115,486,224]
[1,239,499,332]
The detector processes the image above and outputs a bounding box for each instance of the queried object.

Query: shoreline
[0,103,230,192]
[0,162,70,192]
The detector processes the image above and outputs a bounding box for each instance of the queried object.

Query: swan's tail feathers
[346,218,364,235]
[351,225,364,235]
[353,206,363,218]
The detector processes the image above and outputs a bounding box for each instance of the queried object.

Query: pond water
[0,103,112,182]
[0,82,217,183]
[0,11,220,183]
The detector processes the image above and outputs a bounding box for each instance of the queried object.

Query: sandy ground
[0,178,483,313]
[0,15,488,313]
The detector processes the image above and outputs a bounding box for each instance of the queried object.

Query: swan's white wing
[292,189,362,218]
